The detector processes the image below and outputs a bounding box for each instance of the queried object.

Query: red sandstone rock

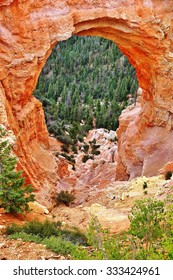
[1,1,173,204]
[159,161,173,177]
[116,100,173,180]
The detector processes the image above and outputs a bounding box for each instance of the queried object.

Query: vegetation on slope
[0,127,35,214]
[34,36,138,148]
[5,194,173,260]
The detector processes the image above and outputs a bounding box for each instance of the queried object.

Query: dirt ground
[0,210,68,260]
[0,175,172,260]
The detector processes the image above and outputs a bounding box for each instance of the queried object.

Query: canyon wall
[0,0,173,204]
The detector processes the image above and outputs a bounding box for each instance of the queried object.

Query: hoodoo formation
[1,0,173,205]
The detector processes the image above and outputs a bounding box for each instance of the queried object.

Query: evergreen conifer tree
[0,127,35,214]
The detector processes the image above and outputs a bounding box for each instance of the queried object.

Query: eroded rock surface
[1,1,173,203]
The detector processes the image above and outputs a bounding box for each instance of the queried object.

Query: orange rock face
[116,100,173,180]
[1,1,173,203]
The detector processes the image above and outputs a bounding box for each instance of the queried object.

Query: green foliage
[0,127,35,214]
[61,144,70,153]
[55,190,75,206]
[129,198,165,240]
[6,219,89,259]
[128,198,166,258]
[8,232,43,244]
[143,181,148,189]
[43,236,78,257]
[82,155,89,163]
[91,150,101,156]
[6,219,88,244]
[82,154,93,163]
[82,144,89,153]
[87,216,123,259]
[87,196,173,260]
[81,138,100,162]
[43,236,90,259]
[5,223,24,235]
[23,220,60,238]
[71,145,78,154]
[34,36,138,151]
[87,195,173,260]
[60,153,75,165]
[165,171,172,180]
[5,193,173,260]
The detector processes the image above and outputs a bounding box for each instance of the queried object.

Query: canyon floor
[0,129,172,260]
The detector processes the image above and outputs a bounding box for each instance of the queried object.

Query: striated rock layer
[1,1,173,204]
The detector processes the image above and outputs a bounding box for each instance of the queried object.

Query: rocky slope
[51,128,172,233]
[1,1,173,205]
[0,128,172,259]
[56,129,118,202]
[116,89,173,180]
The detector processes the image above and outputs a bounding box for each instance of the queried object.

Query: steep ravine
[1,1,173,207]
[50,127,172,233]
[0,127,172,259]
[1,0,173,260]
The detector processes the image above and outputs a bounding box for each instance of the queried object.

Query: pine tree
[34,35,138,147]
[0,127,35,214]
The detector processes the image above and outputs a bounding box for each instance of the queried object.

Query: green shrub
[0,127,35,214]
[87,216,124,260]
[77,134,84,142]
[143,181,148,189]
[92,144,100,150]
[8,232,42,244]
[128,198,165,258]
[55,191,75,206]
[92,150,100,156]
[56,135,74,146]
[43,236,89,259]
[82,154,90,163]
[165,171,172,180]
[89,139,96,145]
[61,144,70,153]
[5,220,60,238]
[6,220,89,258]
[24,220,60,238]
[5,223,23,235]
[60,227,88,246]
[129,198,165,239]
[71,145,78,154]
[60,153,75,164]
[82,154,94,163]
[82,144,89,153]
[5,193,173,260]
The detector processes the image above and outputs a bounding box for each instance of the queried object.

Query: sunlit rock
[0,1,173,204]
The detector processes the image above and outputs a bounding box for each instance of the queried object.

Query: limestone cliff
[1,0,173,204]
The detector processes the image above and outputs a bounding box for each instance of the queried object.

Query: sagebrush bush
[5,223,23,235]
[24,220,60,238]
[5,220,60,238]
[5,192,173,260]
[55,191,75,206]
[6,219,88,253]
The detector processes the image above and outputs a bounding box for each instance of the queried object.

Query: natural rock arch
[0,0,173,205]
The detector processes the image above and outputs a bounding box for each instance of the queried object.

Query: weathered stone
[0,1,173,202]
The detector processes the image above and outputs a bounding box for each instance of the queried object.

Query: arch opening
[34,35,138,146]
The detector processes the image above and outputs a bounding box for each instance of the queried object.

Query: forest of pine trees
[34,36,138,149]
